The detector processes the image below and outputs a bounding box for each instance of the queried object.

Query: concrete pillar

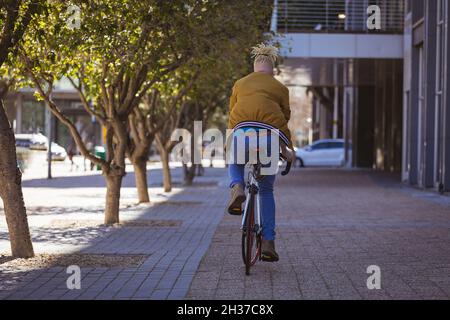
[333,59,339,139]
[422,0,437,188]
[402,8,413,182]
[407,39,422,185]
[343,59,354,168]
[442,1,450,191]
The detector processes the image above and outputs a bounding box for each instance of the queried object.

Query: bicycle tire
[241,231,248,266]
[241,195,252,267]
[241,193,260,275]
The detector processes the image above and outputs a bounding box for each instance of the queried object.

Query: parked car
[14,134,67,161]
[50,142,67,161]
[15,133,48,150]
[295,139,346,167]
[15,135,33,148]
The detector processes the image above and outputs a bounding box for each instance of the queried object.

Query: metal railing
[273,0,404,34]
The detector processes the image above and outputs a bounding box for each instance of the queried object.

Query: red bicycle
[241,155,291,275]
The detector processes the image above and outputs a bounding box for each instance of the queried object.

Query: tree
[125,0,210,202]
[0,0,41,258]
[176,0,273,185]
[128,71,198,200]
[12,1,194,224]
[150,69,199,193]
[130,0,273,191]
[127,98,156,203]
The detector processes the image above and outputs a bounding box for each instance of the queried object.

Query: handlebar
[279,154,292,176]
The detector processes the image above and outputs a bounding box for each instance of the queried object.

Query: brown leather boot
[227,184,246,215]
[261,240,279,262]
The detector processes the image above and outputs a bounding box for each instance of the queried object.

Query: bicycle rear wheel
[241,193,261,275]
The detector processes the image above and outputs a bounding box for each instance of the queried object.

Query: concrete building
[403,0,450,192]
[274,0,405,171]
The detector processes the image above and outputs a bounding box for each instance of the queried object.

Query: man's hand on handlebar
[279,144,294,176]
[280,144,296,163]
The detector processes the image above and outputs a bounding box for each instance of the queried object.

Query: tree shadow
[0,166,227,299]
[22,166,185,188]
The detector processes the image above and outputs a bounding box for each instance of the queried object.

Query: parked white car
[14,134,67,161]
[295,139,345,167]
[15,133,48,150]
[49,142,67,161]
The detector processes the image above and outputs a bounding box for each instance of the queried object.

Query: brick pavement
[186,168,450,300]
[0,166,228,300]
[2,167,450,299]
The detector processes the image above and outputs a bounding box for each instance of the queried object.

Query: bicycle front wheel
[241,193,261,275]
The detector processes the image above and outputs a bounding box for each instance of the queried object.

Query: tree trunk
[133,159,149,203]
[160,148,172,192]
[0,102,34,258]
[104,173,123,224]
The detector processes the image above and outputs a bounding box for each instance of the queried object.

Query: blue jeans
[228,127,276,241]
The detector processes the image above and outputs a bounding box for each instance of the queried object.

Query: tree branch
[21,53,107,168]
[67,76,107,126]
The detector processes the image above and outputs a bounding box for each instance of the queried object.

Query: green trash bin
[94,146,106,170]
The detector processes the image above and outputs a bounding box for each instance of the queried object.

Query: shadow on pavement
[0,166,227,300]
[22,166,184,189]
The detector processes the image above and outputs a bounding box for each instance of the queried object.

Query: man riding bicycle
[227,43,295,262]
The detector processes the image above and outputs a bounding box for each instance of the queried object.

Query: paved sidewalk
[0,166,228,300]
[2,167,450,300]
[187,169,450,300]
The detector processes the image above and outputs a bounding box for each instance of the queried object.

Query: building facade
[273,0,404,171]
[403,0,450,192]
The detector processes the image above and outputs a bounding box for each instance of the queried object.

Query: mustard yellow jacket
[228,72,293,148]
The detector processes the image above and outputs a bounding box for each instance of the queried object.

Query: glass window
[329,142,344,149]
[15,138,32,148]
[312,142,327,150]
[21,100,45,134]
